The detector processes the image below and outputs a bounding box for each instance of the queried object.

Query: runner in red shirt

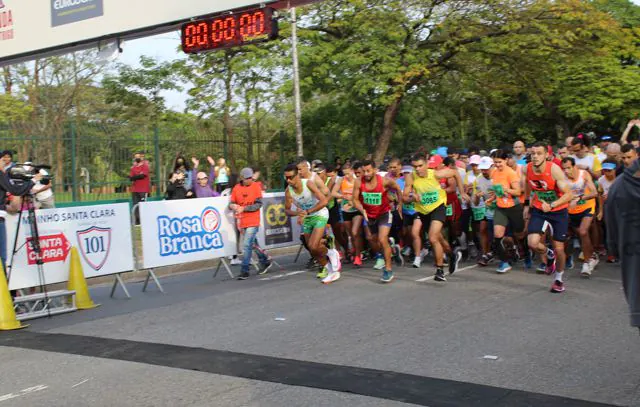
[352,160,403,283]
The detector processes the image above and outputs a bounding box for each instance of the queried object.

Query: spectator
[621,144,638,169]
[229,168,271,280]
[0,150,15,171]
[190,157,219,198]
[24,162,55,209]
[129,151,150,223]
[166,155,192,200]
[214,157,231,193]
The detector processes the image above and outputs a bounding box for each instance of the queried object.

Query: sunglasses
[197,177,208,181]
[285,175,297,181]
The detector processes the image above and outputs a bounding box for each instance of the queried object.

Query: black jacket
[0,171,34,213]
[606,159,640,328]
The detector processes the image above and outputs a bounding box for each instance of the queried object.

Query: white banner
[139,197,238,269]
[6,203,134,291]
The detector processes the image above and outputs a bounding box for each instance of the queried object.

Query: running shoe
[566,255,574,270]
[257,261,272,275]
[328,249,342,272]
[380,268,394,283]
[606,255,617,263]
[306,257,318,270]
[317,266,329,279]
[578,251,585,261]
[443,254,449,268]
[322,270,341,285]
[237,272,250,280]
[580,262,591,278]
[449,249,463,275]
[353,255,363,267]
[412,256,422,268]
[524,257,533,269]
[361,250,370,262]
[434,268,447,282]
[420,248,430,259]
[591,254,600,268]
[550,280,565,293]
[536,262,546,274]
[496,262,512,274]
[478,254,490,267]
[402,246,412,257]
[374,254,385,270]
[230,257,242,266]
[545,248,557,275]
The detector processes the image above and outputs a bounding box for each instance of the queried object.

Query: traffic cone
[0,262,27,330]
[67,247,99,310]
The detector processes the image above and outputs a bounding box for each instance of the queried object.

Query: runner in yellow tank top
[403,153,469,281]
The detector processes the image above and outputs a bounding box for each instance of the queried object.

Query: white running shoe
[230,258,242,265]
[580,262,592,278]
[412,256,422,268]
[402,246,412,257]
[328,248,342,272]
[322,270,341,284]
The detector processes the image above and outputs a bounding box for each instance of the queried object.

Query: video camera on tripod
[8,163,52,185]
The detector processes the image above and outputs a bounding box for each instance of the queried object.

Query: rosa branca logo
[157,207,224,257]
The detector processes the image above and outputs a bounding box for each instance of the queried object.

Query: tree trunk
[2,67,12,94]
[372,96,403,166]
[223,62,235,172]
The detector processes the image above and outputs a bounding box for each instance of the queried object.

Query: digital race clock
[181,8,278,54]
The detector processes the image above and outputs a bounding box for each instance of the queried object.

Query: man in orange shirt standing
[229,168,271,280]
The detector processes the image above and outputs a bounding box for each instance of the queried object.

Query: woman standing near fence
[215,157,231,193]
[166,155,193,200]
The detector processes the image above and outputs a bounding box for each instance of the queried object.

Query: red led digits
[181,7,277,53]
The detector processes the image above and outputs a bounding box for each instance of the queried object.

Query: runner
[597,159,618,263]
[403,153,469,282]
[332,162,365,266]
[486,150,527,273]
[562,157,599,277]
[352,160,404,283]
[524,142,574,293]
[385,157,405,264]
[396,164,417,258]
[283,164,336,284]
[474,157,496,266]
[570,136,602,179]
[313,162,348,261]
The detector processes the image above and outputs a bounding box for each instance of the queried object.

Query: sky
[118,0,640,113]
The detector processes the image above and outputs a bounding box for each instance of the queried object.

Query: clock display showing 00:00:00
[181,8,278,53]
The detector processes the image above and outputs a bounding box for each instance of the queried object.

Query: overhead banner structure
[6,203,135,291]
[139,197,238,269]
[258,192,301,250]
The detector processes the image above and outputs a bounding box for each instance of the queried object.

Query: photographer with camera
[0,158,41,272]
[24,162,55,209]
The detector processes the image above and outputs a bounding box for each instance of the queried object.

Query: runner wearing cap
[352,160,404,283]
[562,157,599,277]
[597,159,618,263]
[474,157,496,266]
[442,157,464,258]
[404,153,469,282]
[396,163,417,257]
[385,157,405,265]
[464,155,483,259]
[524,142,574,293]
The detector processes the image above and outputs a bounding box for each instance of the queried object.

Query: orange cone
[0,262,27,330]
[67,247,99,310]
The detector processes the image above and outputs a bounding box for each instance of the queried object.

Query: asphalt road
[1,251,639,407]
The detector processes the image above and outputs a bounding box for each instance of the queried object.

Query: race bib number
[472,207,486,221]
[577,199,586,205]
[492,184,505,197]
[420,191,440,205]
[536,190,558,203]
[362,192,382,206]
[446,205,453,216]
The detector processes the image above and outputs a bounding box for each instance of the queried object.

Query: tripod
[6,193,51,318]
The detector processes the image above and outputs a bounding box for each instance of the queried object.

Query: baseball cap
[312,162,326,173]
[478,157,494,170]
[240,167,254,180]
[428,155,443,169]
[436,147,448,158]
[600,135,613,142]
[469,155,482,165]
[601,162,617,171]
[401,165,413,174]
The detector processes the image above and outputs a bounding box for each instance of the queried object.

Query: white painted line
[71,379,90,388]
[259,270,307,281]
[0,385,48,403]
[483,355,499,360]
[415,264,478,282]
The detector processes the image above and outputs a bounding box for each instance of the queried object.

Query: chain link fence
[0,121,298,204]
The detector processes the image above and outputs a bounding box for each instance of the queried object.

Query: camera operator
[0,159,41,272]
[24,162,55,209]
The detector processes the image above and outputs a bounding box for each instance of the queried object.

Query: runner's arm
[384,177,404,204]
[402,173,416,202]
[549,164,574,209]
[306,179,329,214]
[597,184,605,221]
[331,179,343,199]
[284,188,302,217]
[315,175,330,196]
[582,172,598,201]
[351,179,367,219]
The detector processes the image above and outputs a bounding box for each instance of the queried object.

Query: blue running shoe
[496,262,512,274]
[524,257,532,269]
[566,255,574,270]
[380,268,394,283]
